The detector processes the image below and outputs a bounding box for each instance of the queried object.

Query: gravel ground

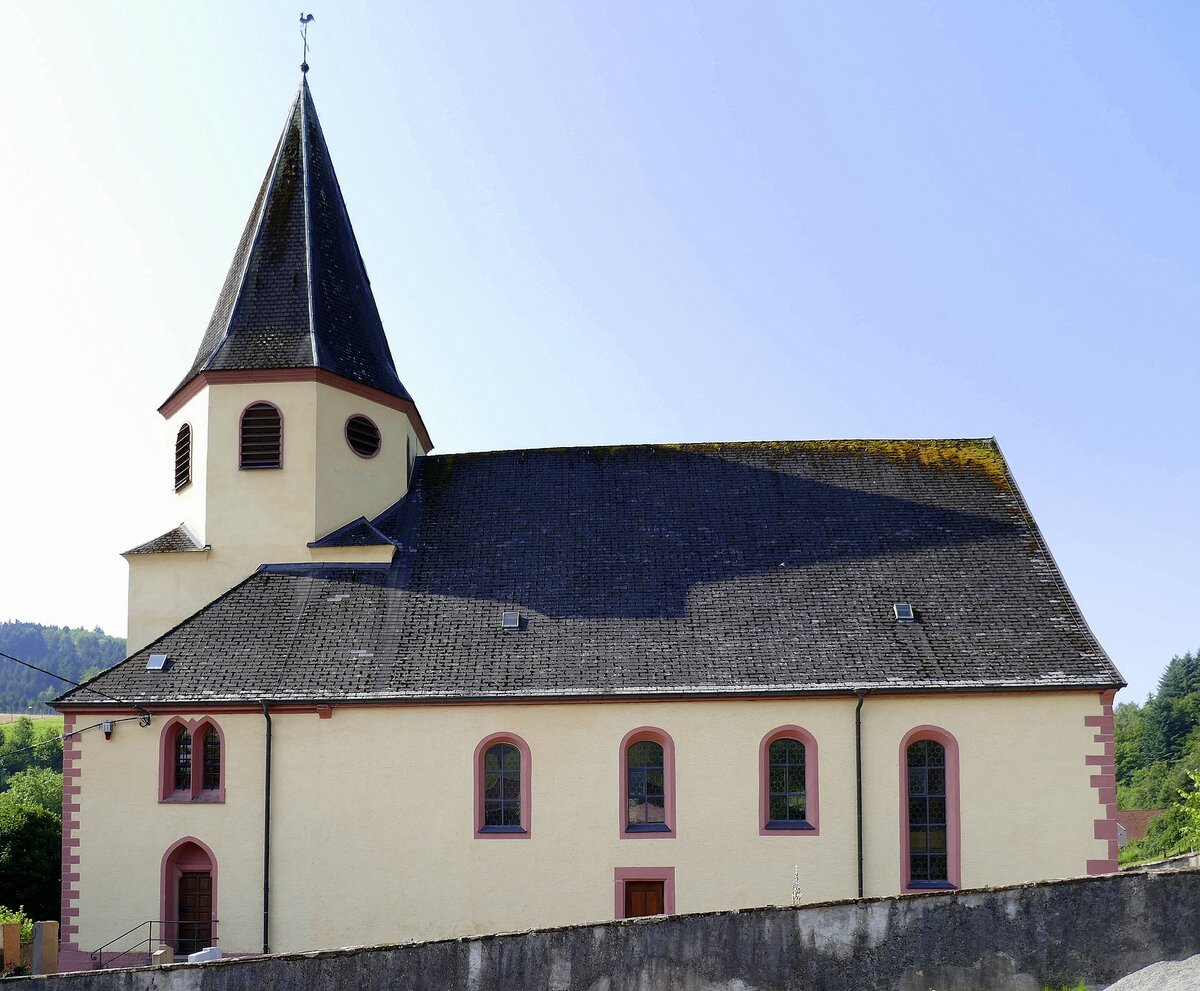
[1103,955,1200,991]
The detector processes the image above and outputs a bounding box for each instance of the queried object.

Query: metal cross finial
[300,13,315,74]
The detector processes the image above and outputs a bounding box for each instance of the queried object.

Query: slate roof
[63,439,1124,707]
[308,514,396,548]
[165,78,412,407]
[123,524,209,556]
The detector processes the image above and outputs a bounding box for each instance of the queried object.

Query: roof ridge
[201,91,303,375]
[424,438,1001,459]
[299,78,319,371]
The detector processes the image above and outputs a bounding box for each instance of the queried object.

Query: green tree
[0,621,125,713]
[0,794,60,922]
[1141,651,1200,765]
[1114,701,1145,785]
[3,769,63,817]
[1178,771,1200,852]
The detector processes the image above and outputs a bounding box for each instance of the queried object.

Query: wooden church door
[177,871,212,955]
[624,880,665,917]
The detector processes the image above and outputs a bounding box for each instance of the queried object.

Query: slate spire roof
[165,78,413,407]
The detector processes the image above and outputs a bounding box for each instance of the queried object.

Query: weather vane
[300,13,315,74]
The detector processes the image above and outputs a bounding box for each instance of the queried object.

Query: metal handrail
[90,919,219,969]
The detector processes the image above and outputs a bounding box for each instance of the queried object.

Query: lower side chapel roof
[60,439,1124,707]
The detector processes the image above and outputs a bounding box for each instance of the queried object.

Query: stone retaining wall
[25,866,1200,991]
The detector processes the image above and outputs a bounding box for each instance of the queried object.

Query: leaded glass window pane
[627,740,666,828]
[907,738,949,882]
[766,736,808,827]
[481,743,521,829]
[202,729,221,790]
[174,728,192,791]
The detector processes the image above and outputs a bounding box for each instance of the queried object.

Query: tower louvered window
[174,424,192,491]
[240,402,282,469]
[345,415,381,458]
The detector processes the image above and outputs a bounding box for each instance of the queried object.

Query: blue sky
[0,2,1196,702]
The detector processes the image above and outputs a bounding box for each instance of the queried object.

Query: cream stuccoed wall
[126,379,422,651]
[67,690,1110,956]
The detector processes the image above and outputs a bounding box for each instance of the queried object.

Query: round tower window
[345,415,381,458]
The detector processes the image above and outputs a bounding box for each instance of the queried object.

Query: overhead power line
[0,648,150,719]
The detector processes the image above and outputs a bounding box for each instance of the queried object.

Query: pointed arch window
[240,402,282,469]
[173,727,192,791]
[174,424,192,491]
[202,728,221,791]
[160,718,226,802]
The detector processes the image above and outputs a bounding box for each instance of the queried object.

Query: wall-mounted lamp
[102,720,113,740]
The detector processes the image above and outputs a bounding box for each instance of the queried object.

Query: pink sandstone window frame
[619,726,677,839]
[759,725,820,835]
[898,724,961,891]
[473,732,532,839]
[159,717,226,803]
[160,836,218,952]
[238,400,284,470]
[614,866,676,919]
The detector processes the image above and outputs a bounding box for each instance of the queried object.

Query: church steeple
[166,79,418,417]
[126,77,432,654]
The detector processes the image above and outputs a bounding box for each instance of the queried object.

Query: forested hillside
[0,621,125,713]
[1116,649,1200,863]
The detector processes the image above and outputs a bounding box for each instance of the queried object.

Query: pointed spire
[166,79,413,407]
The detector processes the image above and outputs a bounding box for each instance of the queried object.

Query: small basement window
[345,415,381,458]
[240,402,282,469]
[174,424,192,491]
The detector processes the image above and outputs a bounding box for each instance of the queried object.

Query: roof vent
[146,654,169,671]
[502,610,520,631]
[893,603,915,623]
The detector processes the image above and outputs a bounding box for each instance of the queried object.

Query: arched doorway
[160,838,216,956]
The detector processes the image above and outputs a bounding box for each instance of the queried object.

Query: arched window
[759,725,819,834]
[160,718,226,803]
[473,733,531,838]
[202,728,221,791]
[239,402,282,469]
[173,727,192,792]
[619,727,676,838]
[900,726,960,890]
[174,424,192,491]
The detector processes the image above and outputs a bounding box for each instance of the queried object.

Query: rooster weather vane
[300,13,315,74]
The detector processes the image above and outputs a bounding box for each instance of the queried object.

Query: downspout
[855,689,867,899]
[262,702,273,954]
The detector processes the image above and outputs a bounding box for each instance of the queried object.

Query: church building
[54,76,1125,970]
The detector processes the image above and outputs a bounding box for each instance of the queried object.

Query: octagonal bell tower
[124,76,432,651]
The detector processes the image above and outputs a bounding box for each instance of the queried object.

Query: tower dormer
[124,77,432,651]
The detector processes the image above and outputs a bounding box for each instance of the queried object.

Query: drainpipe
[855,690,867,899]
[262,702,272,954]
